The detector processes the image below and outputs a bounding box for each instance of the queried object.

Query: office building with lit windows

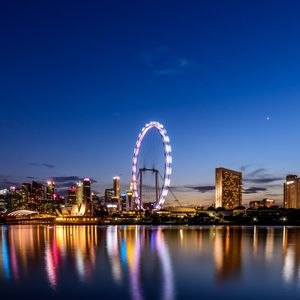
[46,180,55,200]
[215,167,242,209]
[105,188,115,203]
[21,183,31,201]
[284,175,300,208]
[113,176,121,198]
[83,178,91,204]
[126,190,133,211]
[67,186,77,205]
[83,178,92,215]
[31,181,45,202]
[76,181,83,205]
[249,198,275,209]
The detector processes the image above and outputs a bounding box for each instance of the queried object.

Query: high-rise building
[126,190,133,211]
[21,183,31,201]
[46,180,55,200]
[19,183,31,209]
[215,167,242,209]
[8,186,22,210]
[113,176,121,198]
[76,181,83,205]
[67,186,77,205]
[91,192,101,209]
[83,178,91,204]
[83,178,92,215]
[31,181,45,201]
[284,175,300,208]
[105,188,115,203]
[31,181,45,210]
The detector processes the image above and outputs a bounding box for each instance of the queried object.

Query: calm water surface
[0,225,300,299]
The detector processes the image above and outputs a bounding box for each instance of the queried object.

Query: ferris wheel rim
[131,121,172,210]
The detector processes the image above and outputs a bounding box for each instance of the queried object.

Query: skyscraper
[215,167,242,209]
[105,188,115,203]
[21,183,31,202]
[83,178,92,215]
[19,183,31,209]
[67,186,77,205]
[31,181,45,210]
[284,175,300,208]
[113,176,120,198]
[83,178,91,204]
[46,180,55,200]
[76,181,83,206]
[126,190,133,211]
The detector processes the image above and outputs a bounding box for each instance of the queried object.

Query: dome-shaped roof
[7,210,38,217]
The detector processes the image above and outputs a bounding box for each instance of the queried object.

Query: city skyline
[0,164,294,207]
[0,115,296,206]
[1,1,300,206]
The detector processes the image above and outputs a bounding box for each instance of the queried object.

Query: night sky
[1,0,300,206]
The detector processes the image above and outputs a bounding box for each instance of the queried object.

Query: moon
[266,117,270,121]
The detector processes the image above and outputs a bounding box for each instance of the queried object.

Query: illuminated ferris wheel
[131,121,172,210]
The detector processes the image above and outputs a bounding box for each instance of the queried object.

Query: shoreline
[0,220,299,226]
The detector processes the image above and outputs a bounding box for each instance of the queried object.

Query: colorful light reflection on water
[1,226,300,299]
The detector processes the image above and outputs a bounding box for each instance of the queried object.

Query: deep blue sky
[1,0,300,206]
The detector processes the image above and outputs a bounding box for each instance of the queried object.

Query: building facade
[67,186,77,205]
[113,176,121,198]
[126,190,133,211]
[215,167,242,209]
[284,175,300,208]
[105,188,115,203]
[249,198,275,209]
[46,180,55,200]
[76,181,83,206]
[21,183,31,203]
[31,181,45,207]
[83,178,91,204]
[83,178,92,215]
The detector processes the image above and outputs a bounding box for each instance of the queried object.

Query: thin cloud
[55,181,79,189]
[0,179,20,189]
[188,185,215,193]
[140,46,190,75]
[243,187,267,194]
[244,177,282,184]
[170,185,215,193]
[244,167,282,184]
[52,176,98,184]
[52,176,81,183]
[240,165,251,172]
[29,162,56,169]
[178,58,189,67]
[170,186,191,193]
[246,168,267,177]
[153,59,190,75]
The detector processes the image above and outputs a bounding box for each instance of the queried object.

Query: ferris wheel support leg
[139,171,143,209]
[155,170,159,203]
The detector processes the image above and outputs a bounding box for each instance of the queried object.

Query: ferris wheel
[131,121,172,210]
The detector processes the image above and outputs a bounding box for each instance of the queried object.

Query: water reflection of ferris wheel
[130,228,174,300]
[106,226,174,300]
[131,122,172,210]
